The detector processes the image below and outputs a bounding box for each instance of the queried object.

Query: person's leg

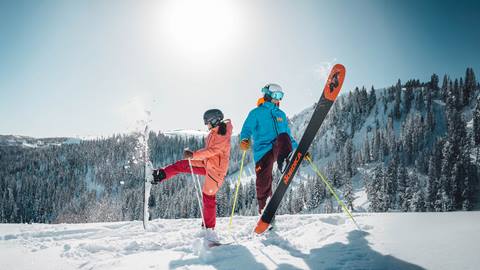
[254,133,292,214]
[202,171,223,229]
[255,150,275,214]
[274,133,293,171]
[163,159,205,180]
[162,159,206,180]
[202,192,216,229]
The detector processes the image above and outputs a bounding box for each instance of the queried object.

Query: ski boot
[205,228,220,243]
[259,199,276,231]
[152,169,166,184]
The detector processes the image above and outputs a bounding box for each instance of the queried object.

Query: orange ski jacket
[192,120,233,195]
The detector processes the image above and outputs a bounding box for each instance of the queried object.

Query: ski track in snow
[1,212,480,270]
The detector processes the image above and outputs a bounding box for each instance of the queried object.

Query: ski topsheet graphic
[255,64,346,234]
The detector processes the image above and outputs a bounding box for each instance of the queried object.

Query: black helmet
[203,109,224,127]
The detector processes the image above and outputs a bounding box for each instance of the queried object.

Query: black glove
[152,169,166,184]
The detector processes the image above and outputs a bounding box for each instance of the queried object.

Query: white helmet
[261,83,284,100]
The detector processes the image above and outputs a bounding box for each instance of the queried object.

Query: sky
[0,0,479,138]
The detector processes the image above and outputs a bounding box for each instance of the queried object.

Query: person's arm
[192,139,224,160]
[240,110,256,141]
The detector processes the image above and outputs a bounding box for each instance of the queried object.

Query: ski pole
[188,158,206,229]
[305,156,361,230]
[228,150,247,233]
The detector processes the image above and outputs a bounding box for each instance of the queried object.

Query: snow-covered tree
[343,138,354,178]
[404,85,414,114]
[474,98,480,161]
[343,177,354,211]
[430,73,439,91]
[367,165,384,212]
[464,68,476,106]
[441,74,450,101]
[385,157,398,209]
[369,86,377,111]
[410,181,426,212]
[401,174,417,212]
[394,80,402,119]
[363,134,371,163]
[397,165,408,209]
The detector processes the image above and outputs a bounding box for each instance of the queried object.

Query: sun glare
[161,0,240,55]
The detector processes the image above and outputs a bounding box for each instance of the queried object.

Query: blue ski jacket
[240,101,298,162]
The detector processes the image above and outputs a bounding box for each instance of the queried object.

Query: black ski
[254,64,346,234]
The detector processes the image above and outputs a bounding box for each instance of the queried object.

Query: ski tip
[254,219,270,234]
[324,63,346,102]
[332,63,346,71]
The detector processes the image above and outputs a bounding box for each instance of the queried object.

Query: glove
[183,150,194,159]
[240,139,251,151]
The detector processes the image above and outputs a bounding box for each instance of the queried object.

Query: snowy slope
[2,212,479,270]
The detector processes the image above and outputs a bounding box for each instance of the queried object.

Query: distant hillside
[289,68,480,213]
[0,135,80,148]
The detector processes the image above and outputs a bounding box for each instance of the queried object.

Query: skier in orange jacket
[152,109,232,241]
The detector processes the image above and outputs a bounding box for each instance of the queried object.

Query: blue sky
[1,0,479,137]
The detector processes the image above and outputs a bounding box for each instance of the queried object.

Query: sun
[160,0,241,55]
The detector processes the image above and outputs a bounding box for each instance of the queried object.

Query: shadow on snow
[169,243,268,270]
[169,230,426,270]
[268,230,426,270]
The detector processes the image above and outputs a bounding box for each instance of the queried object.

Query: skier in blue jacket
[240,83,298,214]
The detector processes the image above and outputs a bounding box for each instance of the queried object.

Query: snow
[352,167,371,212]
[467,119,473,129]
[1,212,479,270]
[433,99,446,106]
[21,141,38,148]
[85,166,105,196]
[64,138,82,144]
[163,129,208,138]
[77,135,111,141]
[0,135,81,147]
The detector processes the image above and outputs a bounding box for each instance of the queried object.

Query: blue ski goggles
[261,88,284,100]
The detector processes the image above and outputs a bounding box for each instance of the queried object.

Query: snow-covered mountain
[0,135,81,148]
[0,129,207,149]
[1,211,479,270]
[286,74,480,213]
[162,129,208,138]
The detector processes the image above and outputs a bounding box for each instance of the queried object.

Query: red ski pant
[163,159,217,228]
[255,133,292,214]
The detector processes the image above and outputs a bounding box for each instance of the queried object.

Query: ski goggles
[261,88,284,100]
